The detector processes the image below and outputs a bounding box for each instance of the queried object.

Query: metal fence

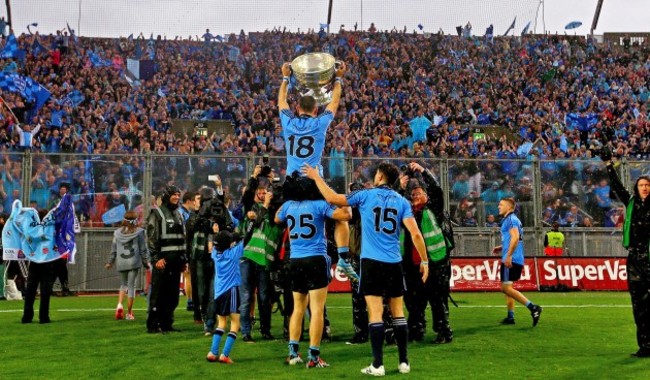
[3,152,645,291]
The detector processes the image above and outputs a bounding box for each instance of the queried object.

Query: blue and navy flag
[0,72,51,111]
[134,39,143,59]
[31,37,48,57]
[418,24,424,31]
[59,89,85,108]
[127,33,134,42]
[503,17,516,36]
[87,50,111,67]
[51,193,77,261]
[320,23,329,30]
[485,24,494,44]
[0,34,27,61]
[521,21,531,36]
[565,113,598,132]
[102,204,126,225]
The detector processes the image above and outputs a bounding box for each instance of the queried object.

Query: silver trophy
[290,53,341,106]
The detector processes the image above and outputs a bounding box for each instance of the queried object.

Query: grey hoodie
[109,228,150,272]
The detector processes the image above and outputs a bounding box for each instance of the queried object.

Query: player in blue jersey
[278,60,356,282]
[304,162,429,376]
[495,198,542,327]
[278,61,345,182]
[205,216,257,364]
[275,199,352,368]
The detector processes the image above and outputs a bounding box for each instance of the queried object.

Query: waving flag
[51,193,77,262]
[102,204,126,225]
[31,37,48,56]
[521,21,531,36]
[0,34,27,61]
[0,72,51,111]
[503,17,516,36]
[59,89,85,108]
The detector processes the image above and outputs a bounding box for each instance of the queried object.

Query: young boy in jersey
[206,218,256,364]
[495,198,542,326]
[275,199,351,368]
[304,162,429,376]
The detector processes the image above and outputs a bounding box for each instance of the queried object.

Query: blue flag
[127,33,134,41]
[521,21,531,36]
[31,37,48,57]
[52,193,77,261]
[0,34,27,61]
[0,72,51,112]
[418,24,424,31]
[59,89,85,108]
[102,204,126,225]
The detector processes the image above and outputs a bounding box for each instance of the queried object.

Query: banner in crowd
[328,257,629,293]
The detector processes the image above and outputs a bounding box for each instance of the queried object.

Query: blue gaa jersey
[280,109,334,176]
[500,212,525,265]
[212,241,244,298]
[276,200,334,259]
[346,186,413,263]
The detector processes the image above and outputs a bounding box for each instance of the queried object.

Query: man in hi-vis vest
[146,185,187,334]
[543,222,564,256]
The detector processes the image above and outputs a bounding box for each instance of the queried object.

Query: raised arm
[325,62,346,114]
[278,62,291,111]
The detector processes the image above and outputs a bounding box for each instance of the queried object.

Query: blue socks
[525,301,536,311]
[338,247,350,261]
[308,346,320,361]
[210,328,225,355]
[507,310,515,319]
[222,332,237,357]
[289,340,299,357]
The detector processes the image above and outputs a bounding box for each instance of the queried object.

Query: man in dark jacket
[605,157,650,357]
[399,162,454,344]
[146,185,187,333]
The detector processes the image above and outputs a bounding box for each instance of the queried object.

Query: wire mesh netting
[2,0,541,38]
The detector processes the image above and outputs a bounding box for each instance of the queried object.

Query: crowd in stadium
[0,26,649,227]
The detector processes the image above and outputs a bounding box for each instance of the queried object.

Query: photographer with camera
[398,162,455,344]
[603,148,650,358]
[186,176,232,334]
[238,164,283,342]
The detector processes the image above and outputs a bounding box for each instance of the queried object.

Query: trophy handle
[334,60,343,69]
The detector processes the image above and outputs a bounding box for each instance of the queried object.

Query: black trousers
[627,249,650,351]
[403,258,452,339]
[190,256,214,323]
[147,265,182,331]
[23,262,56,323]
[53,258,70,292]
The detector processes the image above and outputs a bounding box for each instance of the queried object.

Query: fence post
[21,150,33,204]
[532,158,543,257]
[440,158,451,216]
[143,152,153,218]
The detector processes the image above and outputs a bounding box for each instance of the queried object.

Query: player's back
[277,199,333,259]
[280,109,333,176]
[346,186,413,263]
